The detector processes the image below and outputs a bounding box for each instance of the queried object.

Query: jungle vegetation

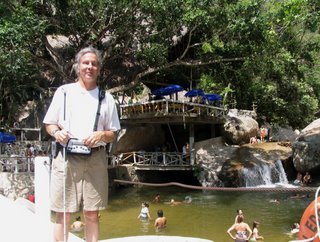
[0,0,320,129]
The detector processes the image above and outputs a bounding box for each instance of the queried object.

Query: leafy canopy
[0,0,319,129]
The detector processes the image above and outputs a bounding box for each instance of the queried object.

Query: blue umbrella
[0,132,16,143]
[184,89,205,97]
[151,84,184,96]
[204,93,222,101]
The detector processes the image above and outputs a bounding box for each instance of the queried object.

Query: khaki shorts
[50,148,108,213]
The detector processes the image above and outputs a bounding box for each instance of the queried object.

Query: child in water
[137,202,151,220]
[250,221,264,241]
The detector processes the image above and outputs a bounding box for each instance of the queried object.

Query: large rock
[268,125,299,142]
[195,137,237,187]
[195,138,292,187]
[115,124,165,153]
[292,119,320,172]
[0,173,34,200]
[223,109,259,145]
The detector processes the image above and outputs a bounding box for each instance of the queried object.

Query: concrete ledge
[101,235,213,242]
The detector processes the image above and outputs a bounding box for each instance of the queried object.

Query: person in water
[137,202,151,220]
[250,221,264,241]
[154,209,167,230]
[153,194,160,203]
[227,214,252,242]
[70,216,85,232]
[234,209,243,224]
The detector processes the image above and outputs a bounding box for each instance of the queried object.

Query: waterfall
[274,159,289,184]
[241,159,288,187]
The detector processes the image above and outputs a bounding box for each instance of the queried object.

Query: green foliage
[0,0,320,129]
[0,2,48,126]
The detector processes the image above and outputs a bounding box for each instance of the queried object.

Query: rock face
[114,124,165,153]
[0,173,34,200]
[293,118,320,172]
[268,126,298,142]
[195,137,237,187]
[195,138,292,187]
[223,109,259,145]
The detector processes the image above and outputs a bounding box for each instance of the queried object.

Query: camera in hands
[67,139,92,155]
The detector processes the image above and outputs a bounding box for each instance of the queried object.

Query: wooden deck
[119,99,226,124]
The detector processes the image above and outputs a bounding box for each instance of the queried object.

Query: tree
[0,0,319,129]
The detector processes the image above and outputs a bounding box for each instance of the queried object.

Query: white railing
[110,151,190,167]
[0,156,35,173]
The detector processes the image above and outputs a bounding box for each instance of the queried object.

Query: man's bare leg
[54,212,70,242]
[84,210,100,242]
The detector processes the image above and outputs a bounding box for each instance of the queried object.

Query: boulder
[115,124,165,153]
[223,109,259,145]
[195,137,237,187]
[269,125,299,142]
[292,118,320,172]
[195,139,292,187]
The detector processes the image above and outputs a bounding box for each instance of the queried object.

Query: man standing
[43,46,120,242]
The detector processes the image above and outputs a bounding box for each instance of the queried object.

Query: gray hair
[73,46,102,76]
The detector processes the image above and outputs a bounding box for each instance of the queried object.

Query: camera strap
[93,88,105,131]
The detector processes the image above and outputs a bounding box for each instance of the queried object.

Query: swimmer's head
[157,209,164,217]
[236,209,243,215]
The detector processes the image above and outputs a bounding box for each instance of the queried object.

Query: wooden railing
[110,151,191,167]
[120,99,226,120]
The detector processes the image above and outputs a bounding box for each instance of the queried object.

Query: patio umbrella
[0,132,16,143]
[184,89,205,98]
[204,93,222,101]
[151,84,184,96]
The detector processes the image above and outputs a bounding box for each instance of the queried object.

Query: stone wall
[0,172,34,200]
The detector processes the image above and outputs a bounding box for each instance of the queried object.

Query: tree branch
[30,52,72,83]
[107,56,247,93]
[44,36,69,73]
[178,25,197,60]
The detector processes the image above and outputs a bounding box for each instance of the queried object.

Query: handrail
[119,99,226,119]
[0,156,35,173]
[110,151,190,167]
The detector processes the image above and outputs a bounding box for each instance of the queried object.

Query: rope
[113,179,317,193]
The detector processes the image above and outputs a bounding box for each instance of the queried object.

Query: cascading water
[241,159,289,187]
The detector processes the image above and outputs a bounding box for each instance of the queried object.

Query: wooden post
[189,124,195,165]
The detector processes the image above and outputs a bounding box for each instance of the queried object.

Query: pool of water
[71,186,314,242]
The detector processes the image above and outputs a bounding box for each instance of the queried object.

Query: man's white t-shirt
[43,82,120,145]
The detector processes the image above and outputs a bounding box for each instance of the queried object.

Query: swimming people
[169,199,182,206]
[70,216,85,232]
[234,209,243,224]
[153,194,160,203]
[293,172,303,185]
[227,214,252,242]
[184,196,192,204]
[250,221,264,241]
[154,209,167,230]
[290,223,300,235]
[137,202,151,220]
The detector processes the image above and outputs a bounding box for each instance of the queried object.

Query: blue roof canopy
[184,89,205,97]
[0,132,16,143]
[151,84,184,96]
